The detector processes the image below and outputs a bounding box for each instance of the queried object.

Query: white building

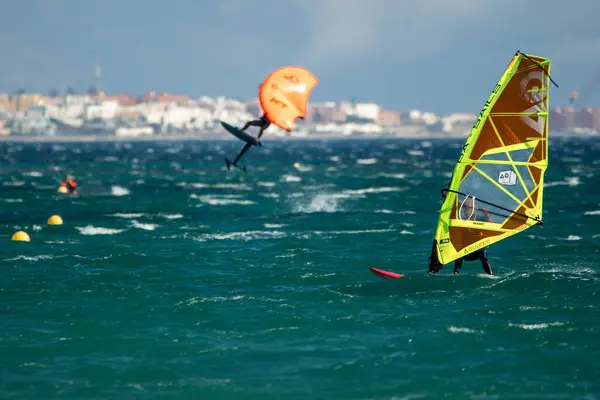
[83,100,119,120]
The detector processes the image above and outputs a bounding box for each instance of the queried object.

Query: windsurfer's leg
[479,249,493,275]
[453,258,463,274]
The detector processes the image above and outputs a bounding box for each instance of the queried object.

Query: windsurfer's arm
[481,208,492,222]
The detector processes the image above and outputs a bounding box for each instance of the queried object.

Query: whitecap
[342,187,405,196]
[193,195,256,206]
[295,194,340,213]
[260,193,280,199]
[3,181,25,187]
[76,226,126,235]
[187,183,210,189]
[584,210,600,215]
[195,230,286,242]
[4,255,55,262]
[378,173,406,179]
[356,158,377,165]
[280,175,301,183]
[508,322,564,330]
[264,223,286,228]
[212,183,252,190]
[111,186,130,196]
[544,177,580,187]
[109,213,144,218]
[159,213,183,219]
[447,326,481,334]
[130,220,158,231]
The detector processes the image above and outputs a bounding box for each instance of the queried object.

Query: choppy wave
[192,194,256,206]
[76,226,127,235]
[130,220,158,231]
[280,175,301,183]
[109,213,144,218]
[508,322,565,330]
[356,158,377,165]
[111,186,130,196]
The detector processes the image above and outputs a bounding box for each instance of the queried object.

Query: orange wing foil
[259,66,318,131]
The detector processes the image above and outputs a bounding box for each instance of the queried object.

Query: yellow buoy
[48,215,63,225]
[57,186,68,194]
[12,231,30,242]
[293,162,301,169]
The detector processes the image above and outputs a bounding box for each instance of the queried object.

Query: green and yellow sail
[429,51,553,268]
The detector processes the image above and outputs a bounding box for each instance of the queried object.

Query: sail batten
[430,51,553,267]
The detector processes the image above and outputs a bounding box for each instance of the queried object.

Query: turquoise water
[1,138,599,399]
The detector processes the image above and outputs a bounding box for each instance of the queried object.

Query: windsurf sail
[258,66,318,131]
[429,51,557,270]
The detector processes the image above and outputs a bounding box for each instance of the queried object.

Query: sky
[1,0,599,113]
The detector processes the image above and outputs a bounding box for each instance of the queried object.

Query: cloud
[293,0,498,70]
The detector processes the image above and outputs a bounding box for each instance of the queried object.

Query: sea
[1,137,599,399]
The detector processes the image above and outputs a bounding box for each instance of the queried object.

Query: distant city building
[550,108,567,131]
[577,108,595,129]
[593,107,600,132]
[0,119,9,136]
[377,110,401,126]
[139,91,190,104]
[0,88,597,138]
[342,102,380,122]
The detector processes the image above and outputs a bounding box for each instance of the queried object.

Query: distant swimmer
[453,197,493,275]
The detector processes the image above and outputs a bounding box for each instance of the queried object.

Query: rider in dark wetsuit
[452,197,493,275]
[65,177,77,194]
[428,192,494,276]
[225,114,272,170]
[60,175,77,194]
[239,114,271,141]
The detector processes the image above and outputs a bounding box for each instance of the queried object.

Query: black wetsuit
[429,195,494,276]
[454,248,493,275]
[240,114,271,140]
[454,205,494,275]
[66,181,76,194]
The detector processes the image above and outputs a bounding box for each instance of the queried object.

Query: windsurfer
[239,114,271,141]
[453,198,493,275]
